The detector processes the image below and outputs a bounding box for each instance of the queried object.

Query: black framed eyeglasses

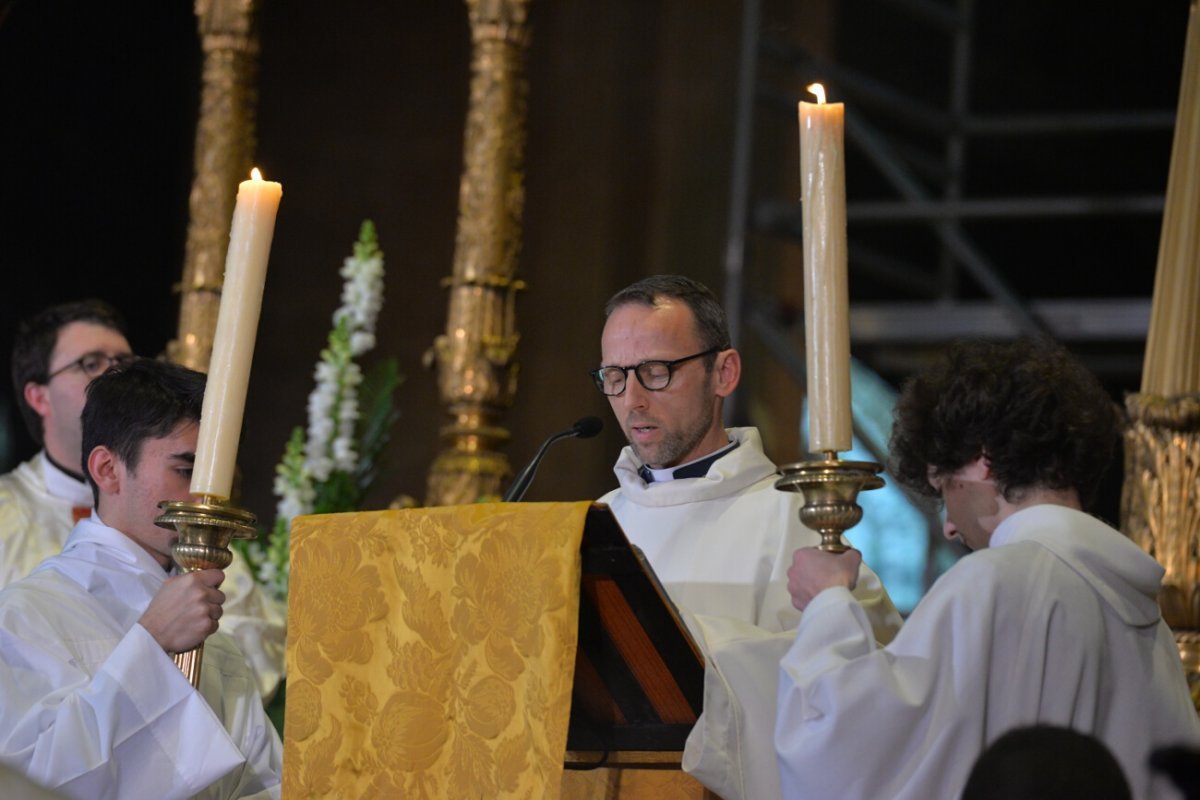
[591,346,721,397]
[46,351,137,381]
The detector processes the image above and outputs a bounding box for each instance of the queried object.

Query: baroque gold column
[168,0,262,372]
[1121,0,1200,702]
[425,0,531,506]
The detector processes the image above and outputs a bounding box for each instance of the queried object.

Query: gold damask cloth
[282,502,589,798]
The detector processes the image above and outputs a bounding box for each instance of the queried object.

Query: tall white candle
[191,168,282,500]
[1142,0,1200,396]
[799,83,852,454]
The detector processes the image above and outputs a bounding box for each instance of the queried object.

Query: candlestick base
[155,498,258,687]
[775,457,885,552]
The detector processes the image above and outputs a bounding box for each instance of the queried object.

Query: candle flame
[807,83,827,104]
[250,167,263,181]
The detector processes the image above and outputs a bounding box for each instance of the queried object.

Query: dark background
[0,1,1189,528]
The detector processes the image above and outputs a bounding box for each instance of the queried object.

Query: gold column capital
[195,0,259,37]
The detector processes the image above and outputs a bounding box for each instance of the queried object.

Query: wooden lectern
[563,506,716,798]
[283,502,715,799]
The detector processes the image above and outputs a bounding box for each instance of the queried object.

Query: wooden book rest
[566,504,706,765]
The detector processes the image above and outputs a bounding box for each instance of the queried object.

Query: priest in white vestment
[0,359,282,799]
[776,338,1200,800]
[594,276,902,800]
[0,300,285,700]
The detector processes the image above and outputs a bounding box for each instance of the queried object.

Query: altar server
[776,338,1200,800]
[0,359,281,799]
[593,275,902,799]
[0,299,285,700]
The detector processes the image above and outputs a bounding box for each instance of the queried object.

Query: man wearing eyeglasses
[0,300,285,703]
[594,275,901,800]
[1,300,135,585]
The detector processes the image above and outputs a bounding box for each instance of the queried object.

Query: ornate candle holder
[1122,393,1200,708]
[775,453,885,552]
[155,498,258,687]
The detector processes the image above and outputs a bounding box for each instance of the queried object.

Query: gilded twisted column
[425,0,531,506]
[168,0,261,371]
[1121,0,1200,707]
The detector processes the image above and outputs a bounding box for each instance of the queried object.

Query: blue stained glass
[800,358,962,614]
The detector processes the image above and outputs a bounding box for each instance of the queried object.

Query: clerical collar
[638,440,739,484]
[42,450,94,508]
[45,450,85,483]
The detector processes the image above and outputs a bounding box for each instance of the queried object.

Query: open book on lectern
[566,503,706,754]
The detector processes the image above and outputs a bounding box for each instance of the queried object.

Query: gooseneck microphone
[503,416,604,502]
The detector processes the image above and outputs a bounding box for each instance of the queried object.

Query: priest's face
[28,321,133,467]
[101,420,200,569]
[928,457,1002,551]
[600,300,735,469]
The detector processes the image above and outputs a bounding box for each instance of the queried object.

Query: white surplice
[0,452,286,700]
[600,427,903,800]
[775,504,1200,800]
[0,515,282,800]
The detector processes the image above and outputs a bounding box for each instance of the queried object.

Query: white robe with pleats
[0,452,286,700]
[775,505,1200,800]
[0,516,282,799]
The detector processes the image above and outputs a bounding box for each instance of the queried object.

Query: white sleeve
[197,634,284,799]
[682,566,902,800]
[682,615,795,800]
[0,607,246,799]
[762,495,903,644]
[775,575,993,800]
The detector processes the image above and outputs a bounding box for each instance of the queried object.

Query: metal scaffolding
[721,0,1179,594]
[723,0,1174,377]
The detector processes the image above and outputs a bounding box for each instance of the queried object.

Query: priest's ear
[86,445,123,496]
[23,381,51,420]
[713,348,742,398]
[959,455,992,483]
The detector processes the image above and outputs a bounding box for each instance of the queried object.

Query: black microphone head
[572,416,604,439]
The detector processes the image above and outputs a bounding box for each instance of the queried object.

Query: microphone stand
[504,417,602,502]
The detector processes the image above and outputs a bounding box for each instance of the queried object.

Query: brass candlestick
[775,453,885,552]
[155,498,258,687]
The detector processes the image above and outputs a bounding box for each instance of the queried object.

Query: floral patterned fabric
[282,502,588,798]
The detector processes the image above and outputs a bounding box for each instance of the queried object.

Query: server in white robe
[776,338,1200,800]
[0,358,282,799]
[594,276,902,800]
[0,300,285,700]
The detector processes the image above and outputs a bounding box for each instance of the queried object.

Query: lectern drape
[282,502,589,798]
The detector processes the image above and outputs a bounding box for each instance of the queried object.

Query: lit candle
[799,83,852,455]
[191,168,282,500]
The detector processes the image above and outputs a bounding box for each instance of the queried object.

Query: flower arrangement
[237,220,401,603]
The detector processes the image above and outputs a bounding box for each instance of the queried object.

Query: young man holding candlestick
[0,300,285,701]
[775,338,1200,800]
[592,274,901,800]
[0,358,282,799]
